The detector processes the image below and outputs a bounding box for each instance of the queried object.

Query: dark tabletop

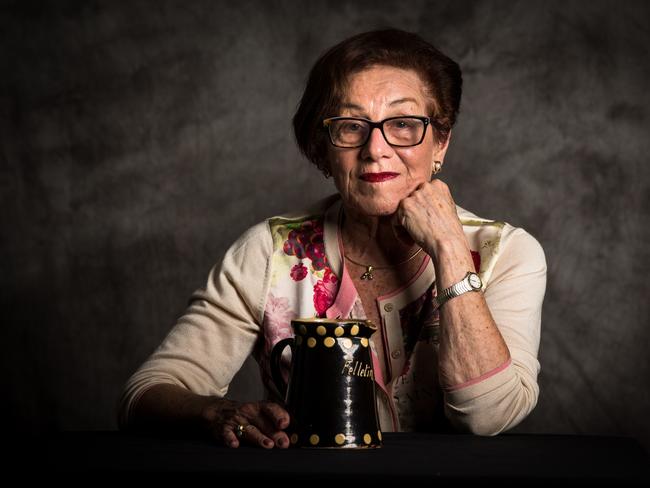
[19,431,650,482]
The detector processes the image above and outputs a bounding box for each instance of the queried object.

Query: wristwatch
[432,272,483,310]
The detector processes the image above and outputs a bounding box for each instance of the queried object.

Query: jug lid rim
[291,318,376,330]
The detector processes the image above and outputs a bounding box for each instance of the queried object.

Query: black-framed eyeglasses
[322,115,431,148]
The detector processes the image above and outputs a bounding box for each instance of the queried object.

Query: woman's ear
[433,129,452,163]
[430,131,451,180]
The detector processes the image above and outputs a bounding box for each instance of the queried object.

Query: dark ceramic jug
[270,318,382,449]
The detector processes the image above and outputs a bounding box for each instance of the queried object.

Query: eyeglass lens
[329,117,426,147]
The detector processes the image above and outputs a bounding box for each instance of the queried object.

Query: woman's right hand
[200,398,291,449]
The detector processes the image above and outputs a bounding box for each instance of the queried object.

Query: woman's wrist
[430,238,475,289]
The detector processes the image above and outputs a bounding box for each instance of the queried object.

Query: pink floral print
[313,268,338,317]
[281,218,339,317]
[290,263,308,281]
[263,293,294,346]
[282,219,327,270]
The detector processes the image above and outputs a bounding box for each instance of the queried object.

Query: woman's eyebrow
[389,97,418,106]
[339,102,365,112]
[339,98,418,116]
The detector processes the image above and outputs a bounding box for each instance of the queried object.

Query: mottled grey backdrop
[2,0,649,448]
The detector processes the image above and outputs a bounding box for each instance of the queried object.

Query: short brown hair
[293,29,462,174]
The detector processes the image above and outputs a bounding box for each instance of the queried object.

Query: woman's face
[326,65,449,217]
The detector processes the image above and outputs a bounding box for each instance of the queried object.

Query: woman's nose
[360,127,394,161]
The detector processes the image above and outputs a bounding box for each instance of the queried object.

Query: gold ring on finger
[235,423,247,438]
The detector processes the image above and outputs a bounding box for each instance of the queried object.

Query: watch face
[468,273,482,289]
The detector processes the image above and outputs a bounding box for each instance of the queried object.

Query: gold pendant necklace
[344,247,424,280]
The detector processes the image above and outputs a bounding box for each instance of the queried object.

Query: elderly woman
[118,29,546,449]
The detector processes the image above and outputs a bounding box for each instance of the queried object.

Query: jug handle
[269,337,293,401]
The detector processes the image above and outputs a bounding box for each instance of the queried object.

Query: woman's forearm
[126,383,222,434]
[433,240,511,389]
[128,383,291,448]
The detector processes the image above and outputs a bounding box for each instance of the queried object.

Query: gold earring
[432,160,443,176]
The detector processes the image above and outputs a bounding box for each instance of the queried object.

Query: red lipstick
[359,172,399,183]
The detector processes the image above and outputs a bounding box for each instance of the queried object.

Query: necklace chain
[344,247,424,280]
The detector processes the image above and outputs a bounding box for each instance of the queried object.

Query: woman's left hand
[393,179,467,257]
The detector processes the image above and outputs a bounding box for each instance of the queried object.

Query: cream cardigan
[119,195,546,435]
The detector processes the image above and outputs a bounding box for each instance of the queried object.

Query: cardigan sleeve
[117,221,273,429]
[443,226,547,435]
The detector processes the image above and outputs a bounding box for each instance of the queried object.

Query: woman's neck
[340,204,417,265]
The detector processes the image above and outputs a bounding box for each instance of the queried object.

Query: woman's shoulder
[456,204,542,243]
[228,194,340,253]
[456,204,506,228]
[455,204,546,277]
[269,194,340,221]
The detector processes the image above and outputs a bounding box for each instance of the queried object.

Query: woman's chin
[345,195,400,217]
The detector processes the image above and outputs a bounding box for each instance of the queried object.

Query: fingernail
[263,439,273,448]
[277,438,286,448]
[230,441,238,448]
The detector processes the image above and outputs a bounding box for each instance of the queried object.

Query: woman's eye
[393,119,413,129]
[342,122,361,132]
